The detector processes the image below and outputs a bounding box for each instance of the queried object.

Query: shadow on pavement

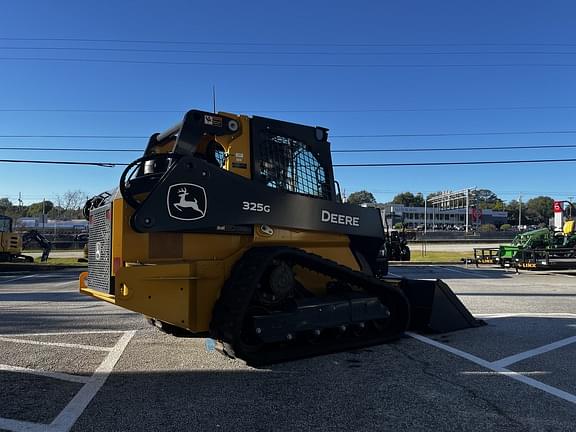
[390,265,515,280]
[0,291,93,302]
[68,343,576,432]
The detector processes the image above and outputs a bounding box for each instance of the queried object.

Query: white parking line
[50,330,136,432]
[0,417,47,432]
[477,312,576,319]
[0,330,136,432]
[0,337,112,352]
[0,274,39,284]
[0,364,90,384]
[461,371,549,376]
[409,332,576,405]
[476,313,518,320]
[0,330,126,337]
[491,335,576,368]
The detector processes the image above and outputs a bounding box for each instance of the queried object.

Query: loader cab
[130,110,337,205]
[250,116,335,202]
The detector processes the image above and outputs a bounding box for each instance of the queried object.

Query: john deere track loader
[79,110,482,365]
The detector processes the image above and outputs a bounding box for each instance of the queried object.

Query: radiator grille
[87,204,112,293]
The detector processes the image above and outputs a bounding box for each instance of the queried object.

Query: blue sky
[1,1,576,205]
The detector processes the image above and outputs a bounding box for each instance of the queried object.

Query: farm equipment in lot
[496,201,576,270]
[514,218,576,270]
[515,247,576,270]
[497,227,555,268]
[79,109,483,365]
[373,222,411,277]
[385,230,411,261]
[472,247,500,266]
[0,216,52,262]
[22,230,53,262]
[0,215,31,262]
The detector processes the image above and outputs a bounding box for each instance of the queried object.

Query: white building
[378,204,508,229]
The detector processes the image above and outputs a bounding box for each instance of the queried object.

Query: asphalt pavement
[1,266,576,431]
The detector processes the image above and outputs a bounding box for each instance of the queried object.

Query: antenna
[212,85,216,113]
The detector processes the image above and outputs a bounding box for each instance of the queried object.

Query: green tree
[0,198,12,212]
[55,190,87,219]
[392,192,425,207]
[27,200,54,217]
[505,200,521,225]
[347,190,376,205]
[525,196,554,225]
[491,200,505,211]
[472,189,505,210]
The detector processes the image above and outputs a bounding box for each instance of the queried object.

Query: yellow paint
[218,113,252,178]
[0,232,21,255]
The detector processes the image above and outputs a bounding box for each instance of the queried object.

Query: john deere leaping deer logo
[167,183,207,221]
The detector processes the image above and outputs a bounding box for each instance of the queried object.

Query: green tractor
[497,227,552,267]
[498,222,576,268]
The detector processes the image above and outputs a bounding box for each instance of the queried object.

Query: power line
[0,108,183,113]
[3,105,576,114]
[2,57,576,68]
[2,157,576,168]
[331,144,576,153]
[0,135,145,139]
[332,130,576,138]
[4,130,576,140]
[4,143,576,153]
[0,147,140,152]
[0,159,120,167]
[334,158,576,167]
[2,37,576,47]
[4,46,576,56]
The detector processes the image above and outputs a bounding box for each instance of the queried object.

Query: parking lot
[1,265,576,431]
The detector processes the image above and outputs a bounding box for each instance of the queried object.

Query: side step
[400,279,485,333]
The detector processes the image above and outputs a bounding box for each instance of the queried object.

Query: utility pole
[424,198,427,234]
[465,189,470,234]
[518,195,522,230]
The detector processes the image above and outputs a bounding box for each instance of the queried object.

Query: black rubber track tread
[210,246,410,366]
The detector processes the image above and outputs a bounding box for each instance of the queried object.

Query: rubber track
[210,246,410,366]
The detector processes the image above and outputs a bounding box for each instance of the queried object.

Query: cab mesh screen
[258,134,330,199]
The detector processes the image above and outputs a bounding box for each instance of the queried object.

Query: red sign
[553,201,563,213]
[470,207,482,222]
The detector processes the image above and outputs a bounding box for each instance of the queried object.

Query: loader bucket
[400,279,485,333]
